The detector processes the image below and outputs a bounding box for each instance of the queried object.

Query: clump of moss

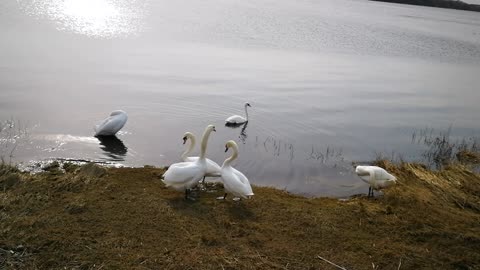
[0,163,21,191]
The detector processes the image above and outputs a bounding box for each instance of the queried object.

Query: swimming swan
[181,132,221,177]
[355,165,396,197]
[225,102,251,125]
[94,110,128,136]
[217,140,254,200]
[162,125,216,199]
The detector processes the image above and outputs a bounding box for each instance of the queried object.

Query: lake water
[1,0,479,197]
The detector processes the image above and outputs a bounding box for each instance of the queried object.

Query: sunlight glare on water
[17,0,147,37]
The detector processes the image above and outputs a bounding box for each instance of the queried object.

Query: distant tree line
[371,0,480,12]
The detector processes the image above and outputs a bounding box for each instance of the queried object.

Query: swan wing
[95,115,127,136]
[163,162,202,185]
[222,167,254,198]
[185,157,197,162]
[225,115,246,124]
[373,167,396,181]
[94,117,111,133]
[232,167,251,186]
[186,169,206,189]
[186,157,221,176]
[371,167,397,189]
[206,158,221,175]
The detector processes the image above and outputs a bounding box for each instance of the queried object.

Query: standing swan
[162,125,216,200]
[225,102,251,125]
[94,110,128,136]
[355,165,397,198]
[181,132,221,177]
[218,140,254,200]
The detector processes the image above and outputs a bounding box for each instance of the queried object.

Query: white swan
[162,125,216,199]
[94,110,128,136]
[181,132,221,177]
[355,165,397,197]
[225,102,251,125]
[218,140,254,200]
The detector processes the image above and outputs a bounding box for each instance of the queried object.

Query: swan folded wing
[206,160,222,175]
[233,168,251,185]
[184,157,196,162]
[94,117,112,133]
[163,162,204,185]
[95,116,125,135]
[373,168,396,181]
[223,169,253,198]
[226,115,245,123]
[185,157,221,175]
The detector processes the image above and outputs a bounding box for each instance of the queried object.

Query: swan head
[244,102,251,108]
[110,110,127,116]
[224,140,238,152]
[182,132,194,145]
[206,124,216,133]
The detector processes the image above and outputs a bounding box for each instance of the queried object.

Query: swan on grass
[94,110,128,136]
[355,165,397,198]
[217,140,254,201]
[225,102,251,125]
[162,125,216,200]
[181,132,221,177]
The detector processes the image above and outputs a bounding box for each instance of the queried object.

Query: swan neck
[244,105,249,120]
[223,145,238,167]
[200,129,212,160]
[181,136,195,160]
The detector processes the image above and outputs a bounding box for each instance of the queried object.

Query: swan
[355,165,397,197]
[181,132,221,177]
[217,140,254,201]
[225,102,251,125]
[94,110,128,136]
[162,125,216,199]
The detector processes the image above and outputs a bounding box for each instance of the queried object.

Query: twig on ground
[316,255,347,270]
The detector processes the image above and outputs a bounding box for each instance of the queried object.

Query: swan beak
[182,137,187,145]
[247,103,251,107]
[224,145,229,152]
[213,127,217,132]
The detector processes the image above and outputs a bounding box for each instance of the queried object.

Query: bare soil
[0,161,479,269]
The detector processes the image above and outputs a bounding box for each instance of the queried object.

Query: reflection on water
[307,146,344,164]
[225,121,249,144]
[239,122,248,144]
[27,133,128,163]
[255,135,295,161]
[96,135,128,161]
[18,0,148,37]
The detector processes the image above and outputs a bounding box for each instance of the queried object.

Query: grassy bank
[0,160,479,269]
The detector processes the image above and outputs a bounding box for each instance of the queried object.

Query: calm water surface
[1,0,480,197]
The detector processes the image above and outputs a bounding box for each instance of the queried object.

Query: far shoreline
[371,0,480,11]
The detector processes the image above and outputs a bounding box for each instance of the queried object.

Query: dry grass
[0,161,479,269]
